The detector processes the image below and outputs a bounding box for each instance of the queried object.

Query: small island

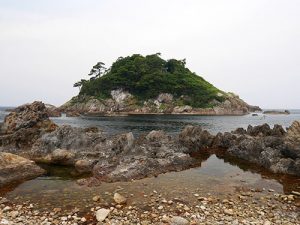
[60,54,261,116]
[263,110,291,115]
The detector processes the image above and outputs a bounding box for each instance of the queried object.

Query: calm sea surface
[1,107,299,135]
[0,107,299,210]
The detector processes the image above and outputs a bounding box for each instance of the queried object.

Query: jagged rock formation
[0,101,57,150]
[180,123,300,176]
[0,102,298,188]
[45,104,62,117]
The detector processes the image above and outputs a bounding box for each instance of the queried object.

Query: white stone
[113,193,127,204]
[95,208,110,222]
[111,89,132,103]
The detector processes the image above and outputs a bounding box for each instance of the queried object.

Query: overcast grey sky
[0,0,299,108]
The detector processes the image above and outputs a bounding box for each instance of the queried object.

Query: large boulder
[0,102,57,150]
[2,101,56,134]
[0,152,45,187]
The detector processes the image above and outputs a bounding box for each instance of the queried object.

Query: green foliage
[77,54,224,108]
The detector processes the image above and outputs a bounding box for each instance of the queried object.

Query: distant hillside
[75,53,224,108]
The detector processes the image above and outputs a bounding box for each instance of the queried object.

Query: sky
[0,0,299,108]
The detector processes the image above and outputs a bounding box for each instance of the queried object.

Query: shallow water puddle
[1,154,299,212]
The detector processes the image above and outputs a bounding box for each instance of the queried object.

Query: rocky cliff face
[60,89,261,116]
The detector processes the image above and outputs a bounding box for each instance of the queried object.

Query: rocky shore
[0,101,299,187]
[0,101,299,224]
[59,91,261,117]
[0,186,299,224]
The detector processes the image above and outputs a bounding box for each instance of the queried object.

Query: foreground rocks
[0,152,44,187]
[181,122,300,176]
[0,102,299,189]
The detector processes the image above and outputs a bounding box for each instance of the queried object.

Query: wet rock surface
[0,152,44,187]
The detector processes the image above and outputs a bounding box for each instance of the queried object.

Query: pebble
[95,208,111,222]
[92,195,101,202]
[113,193,127,204]
[224,208,234,216]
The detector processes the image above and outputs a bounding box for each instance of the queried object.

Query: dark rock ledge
[0,102,299,187]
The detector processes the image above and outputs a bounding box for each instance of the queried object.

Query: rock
[169,216,189,225]
[75,159,94,174]
[213,132,237,148]
[95,208,110,222]
[286,121,300,144]
[224,209,234,216]
[173,105,192,113]
[0,101,56,149]
[113,193,127,204]
[0,152,45,188]
[263,220,271,225]
[179,125,214,152]
[263,110,290,115]
[50,149,75,165]
[2,206,11,212]
[93,195,101,202]
[45,104,61,117]
[291,191,300,196]
[2,101,56,134]
[111,89,132,104]
[157,93,173,103]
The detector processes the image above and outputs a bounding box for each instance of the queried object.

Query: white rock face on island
[60,90,261,116]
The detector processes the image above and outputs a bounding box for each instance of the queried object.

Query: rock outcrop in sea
[60,90,261,117]
[0,102,298,188]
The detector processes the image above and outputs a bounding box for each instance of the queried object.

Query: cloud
[0,0,299,108]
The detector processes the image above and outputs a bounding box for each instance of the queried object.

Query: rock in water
[0,152,45,187]
[113,193,127,204]
[95,208,110,222]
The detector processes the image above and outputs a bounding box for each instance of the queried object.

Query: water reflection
[1,152,299,210]
[51,112,300,136]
